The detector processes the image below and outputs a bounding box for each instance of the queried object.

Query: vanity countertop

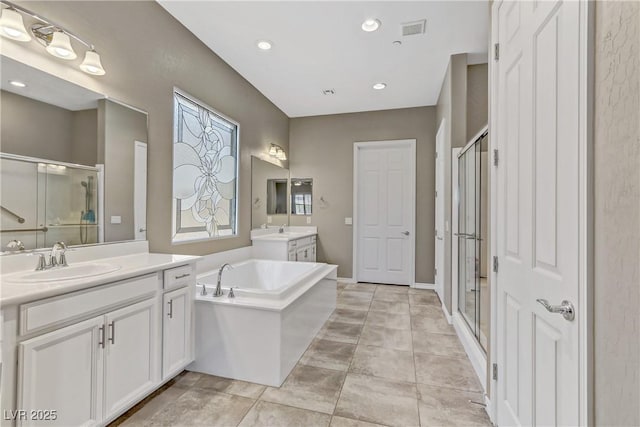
[250,226,317,242]
[0,252,201,307]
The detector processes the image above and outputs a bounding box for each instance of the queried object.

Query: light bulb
[0,8,31,42]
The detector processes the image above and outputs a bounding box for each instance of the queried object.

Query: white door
[162,287,192,380]
[435,120,446,298]
[134,141,147,240]
[104,298,158,419]
[355,140,415,285]
[19,316,104,427]
[495,1,584,425]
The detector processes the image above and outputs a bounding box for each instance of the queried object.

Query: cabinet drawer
[295,236,313,248]
[163,264,195,291]
[19,273,159,336]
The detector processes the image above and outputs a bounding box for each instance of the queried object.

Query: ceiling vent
[322,89,335,95]
[401,19,426,37]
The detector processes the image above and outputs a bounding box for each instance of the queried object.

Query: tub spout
[215,263,233,297]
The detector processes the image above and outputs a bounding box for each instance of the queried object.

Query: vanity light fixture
[257,40,272,50]
[0,7,30,41]
[269,143,287,161]
[361,18,381,32]
[9,80,26,88]
[0,1,106,75]
[373,82,387,90]
[45,31,76,60]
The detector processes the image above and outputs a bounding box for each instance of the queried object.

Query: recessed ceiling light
[361,19,381,32]
[372,83,387,90]
[257,40,272,50]
[392,40,402,46]
[9,80,26,88]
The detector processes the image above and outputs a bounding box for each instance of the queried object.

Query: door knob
[536,299,575,321]
[139,227,147,232]
[402,231,410,236]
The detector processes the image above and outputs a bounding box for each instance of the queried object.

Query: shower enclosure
[456,128,489,352]
[0,153,101,251]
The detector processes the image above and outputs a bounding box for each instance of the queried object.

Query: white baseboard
[452,313,487,394]
[484,395,495,425]
[337,277,356,283]
[441,302,453,324]
[412,282,435,290]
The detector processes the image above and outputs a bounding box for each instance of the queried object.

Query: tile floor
[113,283,492,427]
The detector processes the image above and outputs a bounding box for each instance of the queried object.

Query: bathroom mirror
[0,56,148,253]
[251,156,289,229]
[290,178,312,215]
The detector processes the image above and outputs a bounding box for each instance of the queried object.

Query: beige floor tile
[375,284,410,294]
[239,401,331,427]
[369,300,410,314]
[260,364,346,414]
[317,320,364,344]
[349,344,415,383]
[372,290,409,304]
[299,339,356,371]
[365,311,411,330]
[412,331,466,357]
[344,283,378,293]
[414,353,483,392]
[194,375,266,399]
[337,292,373,311]
[330,415,386,427]
[408,292,441,306]
[119,386,188,426]
[410,305,455,335]
[358,324,413,352]
[329,308,369,325]
[337,282,348,292]
[146,388,254,426]
[172,371,203,389]
[335,373,419,427]
[417,383,491,426]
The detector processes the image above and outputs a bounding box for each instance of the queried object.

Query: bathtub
[188,259,337,387]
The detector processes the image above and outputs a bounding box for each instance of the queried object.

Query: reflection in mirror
[251,156,289,229]
[0,56,148,253]
[291,178,312,215]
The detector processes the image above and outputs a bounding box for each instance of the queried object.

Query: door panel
[163,286,192,380]
[104,298,158,419]
[496,1,582,426]
[18,316,104,427]
[356,141,415,285]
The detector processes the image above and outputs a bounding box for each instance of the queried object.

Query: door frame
[435,119,446,300]
[133,140,148,241]
[489,1,594,425]
[352,139,416,286]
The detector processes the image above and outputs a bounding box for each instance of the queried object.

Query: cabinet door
[310,243,317,262]
[296,247,307,262]
[103,298,158,419]
[18,316,104,427]
[162,286,192,380]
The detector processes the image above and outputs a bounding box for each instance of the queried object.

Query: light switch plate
[267,216,272,223]
[306,217,312,224]
[345,217,353,225]
[110,216,122,224]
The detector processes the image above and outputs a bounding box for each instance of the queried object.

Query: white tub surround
[251,226,317,262]
[190,259,337,387]
[0,242,200,427]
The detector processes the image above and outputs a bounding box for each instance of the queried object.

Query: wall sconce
[269,144,287,161]
[0,1,106,75]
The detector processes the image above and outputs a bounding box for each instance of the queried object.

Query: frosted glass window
[172,90,238,243]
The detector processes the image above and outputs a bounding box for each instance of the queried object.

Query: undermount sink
[6,262,122,284]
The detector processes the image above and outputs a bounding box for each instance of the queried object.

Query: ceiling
[1,56,103,111]
[159,1,489,118]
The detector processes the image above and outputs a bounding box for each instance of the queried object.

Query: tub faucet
[279,224,287,233]
[215,263,233,297]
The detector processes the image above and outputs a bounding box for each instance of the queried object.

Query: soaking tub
[188,259,337,387]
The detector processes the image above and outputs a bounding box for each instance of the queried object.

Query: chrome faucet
[51,241,68,267]
[35,241,68,271]
[6,240,25,251]
[279,224,287,233]
[214,263,233,297]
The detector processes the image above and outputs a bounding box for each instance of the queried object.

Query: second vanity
[251,226,317,262]
[0,242,200,427]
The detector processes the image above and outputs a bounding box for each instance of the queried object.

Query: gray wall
[4,1,289,255]
[435,53,468,312]
[289,107,436,281]
[100,99,147,242]
[593,1,640,425]
[70,109,98,166]
[1,90,73,162]
[466,64,489,140]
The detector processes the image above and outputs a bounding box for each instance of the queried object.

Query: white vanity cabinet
[2,257,198,427]
[253,233,317,263]
[290,236,317,262]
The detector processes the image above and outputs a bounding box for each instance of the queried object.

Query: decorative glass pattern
[172,91,238,242]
